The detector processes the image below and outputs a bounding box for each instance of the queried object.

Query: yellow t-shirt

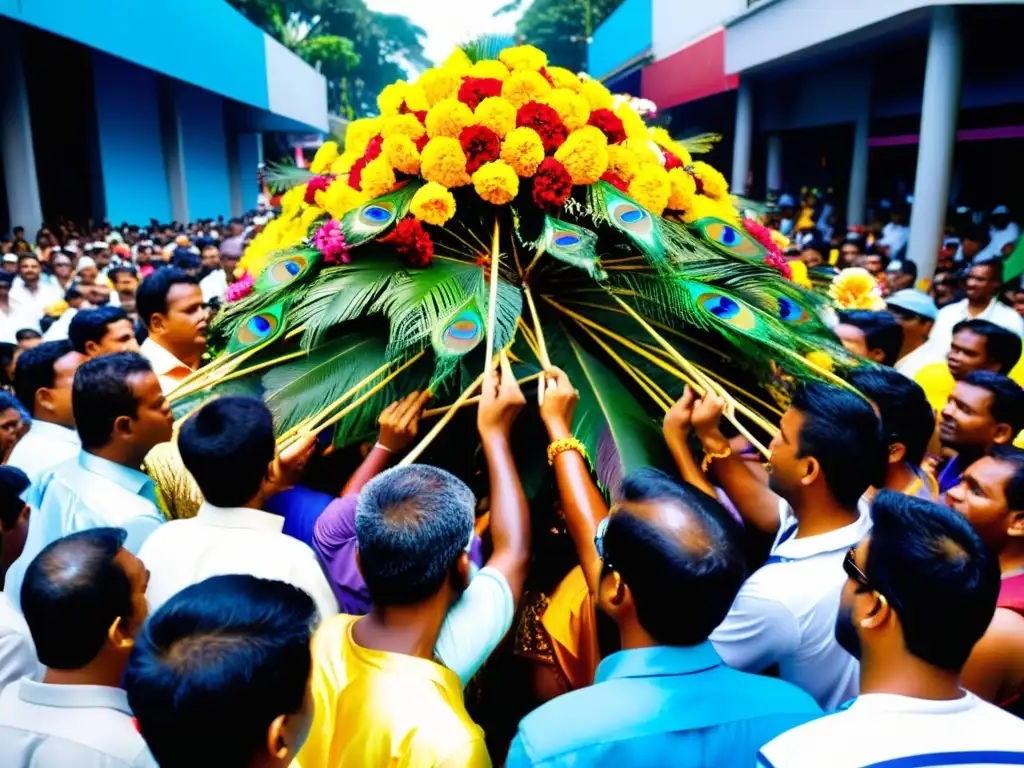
[294,614,491,768]
[914,361,1024,448]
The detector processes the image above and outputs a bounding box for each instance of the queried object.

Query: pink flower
[313,220,350,265]
[226,273,255,303]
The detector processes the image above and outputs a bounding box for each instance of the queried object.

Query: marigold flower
[377,81,409,116]
[650,127,693,166]
[460,125,502,173]
[502,71,552,110]
[553,128,609,185]
[421,137,471,187]
[500,127,546,177]
[457,77,503,110]
[543,88,591,132]
[359,155,397,199]
[425,98,475,139]
[545,66,582,92]
[499,45,548,72]
[667,168,698,212]
[628,165,671,216]
[474,97,517,138]
[417,68,460,107]
[309,141,339,174]
[579,78,613,111]
[606,144,639,184]
[691,161,729,200]
[317,179,368,220]
[472,160,520,205]
[382,135,421,176]
[345,118,382,156]
[805,350,834,373]
[403,84,429,113]
[516,101,568,154]
[381,114,426,141]
[830,267,887,311]
[330,151,360,176]
[468,59,510,81]
[442,48,472,76]
[410,181,457,226]
[533,158,573,211]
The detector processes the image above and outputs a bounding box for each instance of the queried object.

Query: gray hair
[355,465,475,605]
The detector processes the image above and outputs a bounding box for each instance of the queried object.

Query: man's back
[507,644,821,767]
[758,692,1024,768]
[296,614,490,768]
[6,420,80,483]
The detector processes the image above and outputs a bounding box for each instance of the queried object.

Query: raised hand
[378,390,432,453]
[664,385,698,444]
[478,352,526,441]
[539,366,578,441]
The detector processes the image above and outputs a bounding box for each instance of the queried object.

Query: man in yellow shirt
[295,363,530,768]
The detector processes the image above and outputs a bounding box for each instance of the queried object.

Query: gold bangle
[701,446,732,473]
[547,436,588,466]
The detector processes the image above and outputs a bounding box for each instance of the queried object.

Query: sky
[365,0,524,68]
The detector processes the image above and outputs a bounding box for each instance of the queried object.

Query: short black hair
[837,310,904,367]
[22,527,133,669]
[971,258,1003,284]
[850,368,935,466]
[892,260,918,280]
[108,265,139,281]
[0,465,29,531]
[792,382,887,507]
[126,575,317,768]
[866,490,1000,672]
[179,397,276,507]
[13,340,73,413]
[952,319,1022,375]
[64,287,82,302]
[607,469,746,646]
[15,329,41,343]
[17,253,40,265]
[72,352,154,449]
[989,445,1024,512]
[135,268,199,329]
[961,371,1024,435]
[68,306,131,354]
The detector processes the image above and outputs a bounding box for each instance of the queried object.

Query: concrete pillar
[766,134,783,194]
[0,21,43,236]
[158,79,189,224]
[907,6,962,278]
[227,130,242,218]
[731,79,753,196]
[847,110,870,227]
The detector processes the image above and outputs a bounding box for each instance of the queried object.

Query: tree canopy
[497,0,625,73]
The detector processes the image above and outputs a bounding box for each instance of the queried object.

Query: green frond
[264,160,317,193]
[676,133,722,155]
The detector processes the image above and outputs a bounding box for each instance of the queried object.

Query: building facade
[0,0,328,235]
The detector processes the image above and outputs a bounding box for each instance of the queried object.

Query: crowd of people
[0,200,1023,767]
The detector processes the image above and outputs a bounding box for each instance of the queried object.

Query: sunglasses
[594,516,613,571]
[843,547,899,612]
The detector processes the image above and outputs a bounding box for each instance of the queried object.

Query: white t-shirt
[710,498,872,711]
[0,593,38,694]
[895,343,935,381]
[758,692,1024,768]
[919,298,1024,368]
[0,301,41,344]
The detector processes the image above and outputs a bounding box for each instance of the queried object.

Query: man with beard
[936,371,1024,493]
[758,491,1024,767]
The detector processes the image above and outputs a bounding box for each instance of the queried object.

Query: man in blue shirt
[4,353,172,608]
[505,468,822,767]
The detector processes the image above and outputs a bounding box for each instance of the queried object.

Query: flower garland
[381,217,434,268]
[313,220,350,265]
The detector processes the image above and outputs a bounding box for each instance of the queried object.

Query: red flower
[741,218,783,257]
[587,109,626,145]
[599,171,629,193]
[533,158,573,211]
[380,216,434,268]
[663,151,684,170]
[459,125,501,174]
[304,174,334,205]
[348,156,369,191]
[414,134,430,153]
[413,110,427,125]
[365,135,384,161]
[517,101,568,154]
[539,67,555,87]
[765,252,792,279]
[457,77,503,110]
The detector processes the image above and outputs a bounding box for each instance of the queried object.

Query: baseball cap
[777,193,796,208]
[993,205,1010,216]
[1,254,16,264]
[886,289,938,321]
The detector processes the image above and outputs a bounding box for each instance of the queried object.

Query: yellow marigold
[472,160,520,205]
[309,141,339,174]
[804,350,834,374]
[628,165,671,216]
[829,267,887,311]
[299,206,325,230]
[421,137,471,187]
[359,155,397,199]
[667,168,698,211]
[622,136,659,166]
[606,144,640,184]
[580,78,613,110]
[381,114,426,141]
[650,127,693,165]
[330,151,361,176]
[377,81,409,116]
[474,97,517,138]
[382,134,421,176]
[500,127,545,177]
[410,181,457,226]
[546,66,582,92]
[442,48,472,76]
[468,59,510,81]
[682,194,731,225]
[425,98,474,139]
[544,88,591,132]
[417,68,460,107]
[404,84,429,112]
[615,103,649,141]
[566,125,609,149]
[770,229,791,251]
[554,129,609,185]
[345,118,381,156]
[499,45,548,72]
[279,186,305,216]
[317,179,368,220]
[691,161,729,200]
[788,260,812,290]
[501,70,552,110]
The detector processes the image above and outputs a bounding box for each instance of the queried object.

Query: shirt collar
[140,337,194,377]
[197,502,285,533]
[79,451,156,498]
[774,500,872,560]
[594,642,722,684]
[849,692,979,716]
[17,679,133,716]
[26,419,80,446]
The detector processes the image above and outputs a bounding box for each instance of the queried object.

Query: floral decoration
[381,217,434,267]
[313,220,350,265]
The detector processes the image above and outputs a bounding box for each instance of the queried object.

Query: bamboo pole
[399,373,487,466]
[483,215,502,375]
[420,373,542,418]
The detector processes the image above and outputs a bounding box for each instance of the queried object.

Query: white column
[0,21,43,236]
[731,79,753,196]
[847,110,870,227]
[907,6,962,279]
[766,134,783,193]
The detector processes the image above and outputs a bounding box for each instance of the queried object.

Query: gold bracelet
[547,436,588,466]
[701,446,732,473]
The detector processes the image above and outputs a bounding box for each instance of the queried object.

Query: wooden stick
[399,373,487,466]
[483,215,502,375]
[522,281,550,406]
[420,373,542,418]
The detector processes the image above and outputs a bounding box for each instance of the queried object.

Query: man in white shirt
[0,271,41,344]
[921,260,1024,368]
[877,208,910,259]
[69,307,140,359]
[0,467,38,693]
[9,254,62,316]
[977,205,1021,262]
[136,269,208,394]
[7,341,86,482]
[758,491,1024,767]
[139,396,338,620]
[691,383,888,710]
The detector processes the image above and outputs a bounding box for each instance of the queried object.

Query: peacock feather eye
[359,204,395,227]
[269,256,308,284]
[609,200,654,237]
[776,296,811,324]
[253,252,319,294]
[694,218,765,258]
[553,231,582,248]
[695,290,758,331]
[227,303,287,353]
[440,311,483,353]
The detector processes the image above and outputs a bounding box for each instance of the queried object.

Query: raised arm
[691,392,782,534]
[476,354,531,601]
[663,386,716,498]
[539,367,607,597]
[340,390,431,496]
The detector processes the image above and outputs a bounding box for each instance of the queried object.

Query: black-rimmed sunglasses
[594,516,612,571]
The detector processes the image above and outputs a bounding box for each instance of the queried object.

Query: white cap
[77,256,97,270]
[2,254,16,264]
[993,205,1010,215]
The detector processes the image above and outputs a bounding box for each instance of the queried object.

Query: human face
[889,309,932,348]
[38,350,86,427]
[839,245,862,268]
[18,258,40,285]
[1014,292,1024,319]
[834,324,870,359]
[94,250,111,269]
[768,408,813,500]
[965,264,999,304]
[800,249,825,268]
[946,456,1022,552]
[90,319,139,357]
[201,247,221,271]
[52,257,72,281]
[940,381,1010,450]
[0,407,23,458]
[113,548,150,641]
[222,253,240,281]
[125,371,173,451]
[112,272,139,295]
[864,255,884,275]
[157,283,208,348]
[947,330,998,380]
[77,265,98,285]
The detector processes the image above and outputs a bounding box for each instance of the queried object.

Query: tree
[497,0,625,73]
